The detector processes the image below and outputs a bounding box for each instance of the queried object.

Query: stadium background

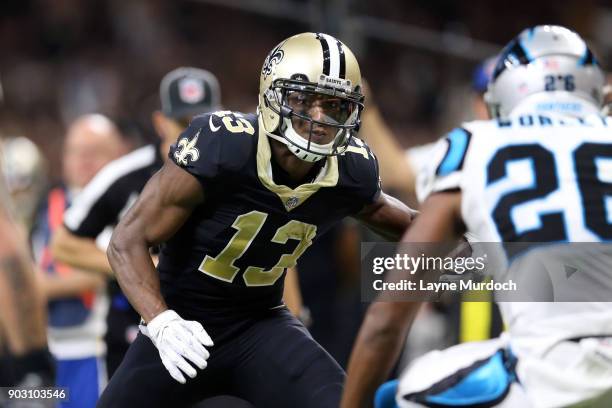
[2,0,611,184]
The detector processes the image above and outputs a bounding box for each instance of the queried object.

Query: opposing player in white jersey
[342,25,612,408]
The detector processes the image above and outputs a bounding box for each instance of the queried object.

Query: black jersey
[160,111,380,324]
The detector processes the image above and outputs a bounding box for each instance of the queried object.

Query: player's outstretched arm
[341,192,462,408]
[108,160,213,383]
[355,192,418,241]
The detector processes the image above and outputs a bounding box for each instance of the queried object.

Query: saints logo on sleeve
[169,112,255,182]
[174,129,201,166]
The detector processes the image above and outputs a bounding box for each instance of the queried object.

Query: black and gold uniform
[98,110,380,408]
[159,111,379,334]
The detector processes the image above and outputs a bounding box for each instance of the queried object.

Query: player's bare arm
[51,226,114,276]
[108,160,204,322]
[0,207,47,356]
[42,268,106,299]
[341,191,463,408]
[356,191,418,241]
[108,159,213,384]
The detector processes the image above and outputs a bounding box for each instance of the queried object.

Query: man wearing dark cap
[154,68,222,160]
[51,67,222,377]
[160,67,221,120]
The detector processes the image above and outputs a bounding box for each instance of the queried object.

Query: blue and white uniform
[395,105,612,408]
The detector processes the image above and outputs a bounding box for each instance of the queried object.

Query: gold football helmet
[258,32,364,162]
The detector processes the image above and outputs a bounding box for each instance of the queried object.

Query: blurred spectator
[0,143,53,394]
[0,136,48,229]
[60,114,129,190]
[30,114,127,408]
[153,67,221,158]
[51,67,221,377]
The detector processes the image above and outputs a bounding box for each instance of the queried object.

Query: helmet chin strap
[267,116,340,163]
[288,143,325,163]
[265,130,326,163]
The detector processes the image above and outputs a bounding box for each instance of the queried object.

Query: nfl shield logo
[178,78,205,104]
[285,196,299,210]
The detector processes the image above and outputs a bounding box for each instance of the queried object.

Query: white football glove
[140,310,213,384]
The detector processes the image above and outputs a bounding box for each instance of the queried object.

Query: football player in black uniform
[98,32,416,408]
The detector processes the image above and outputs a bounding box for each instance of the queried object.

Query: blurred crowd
[1,0,612,407]
[2,0,611,182]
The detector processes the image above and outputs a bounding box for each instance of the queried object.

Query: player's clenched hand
[140,310,214,384]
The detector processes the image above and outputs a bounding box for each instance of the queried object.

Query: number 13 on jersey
[199,211,317,286]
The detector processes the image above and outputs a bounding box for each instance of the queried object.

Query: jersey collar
[256,122,339,212]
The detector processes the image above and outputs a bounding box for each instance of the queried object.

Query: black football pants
[96,308,345,408]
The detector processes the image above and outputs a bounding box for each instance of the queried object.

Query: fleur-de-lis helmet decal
[262,43,285,80]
